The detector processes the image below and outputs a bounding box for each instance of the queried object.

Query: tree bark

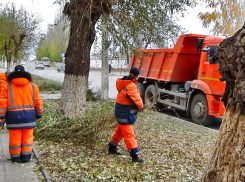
[61,0,112,118]
[101,19,109,101]
[4,40,12,71]
[11,33,26,63]
[61,74,88,118]
[202,24,245,182]
[202,101,245,182]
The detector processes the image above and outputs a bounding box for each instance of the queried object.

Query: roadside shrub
[86,88,101,101]
[32,75,63,92]
[38,81,63,92]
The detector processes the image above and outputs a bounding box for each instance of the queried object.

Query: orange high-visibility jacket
[115,76,143,125]
[0,72,8,92]
[0,71,43,129]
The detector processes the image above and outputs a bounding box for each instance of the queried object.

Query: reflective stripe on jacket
[115,77,143,125]
[0,77,43,129]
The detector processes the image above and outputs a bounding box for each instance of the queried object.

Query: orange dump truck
[129,34,226,126]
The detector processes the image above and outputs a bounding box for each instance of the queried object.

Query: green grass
[32,75,63,93]
[32,75,101,101]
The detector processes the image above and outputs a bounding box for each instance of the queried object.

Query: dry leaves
[35,100,218,182]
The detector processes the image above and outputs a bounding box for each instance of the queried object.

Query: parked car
[57,64,65,72]
[35,61,44,69]
[21,60,26,65]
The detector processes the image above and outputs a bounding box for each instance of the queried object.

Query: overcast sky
[178,4,212,35]
[1,0,212,35]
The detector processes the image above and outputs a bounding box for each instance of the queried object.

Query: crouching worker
[0,65,43,163]
[108,67,144,163]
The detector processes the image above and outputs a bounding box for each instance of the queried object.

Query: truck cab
[198,36,225,96]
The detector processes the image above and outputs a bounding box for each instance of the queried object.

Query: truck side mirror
[196,38,204,52]
[196,38,204,49]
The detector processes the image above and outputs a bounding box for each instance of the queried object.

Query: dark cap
[130,67,141,76]
[14,65,25,72]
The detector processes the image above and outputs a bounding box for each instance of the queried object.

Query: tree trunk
[101,19,109,101]
[202,24,245,182]
[7,62,11,71]
[13,47,19,64]
[61,0,101,118]
[202,100,245,182]
[126,49,130,64]
[4,40,12,71]
[61,74,88,118]
[11,34,26,64]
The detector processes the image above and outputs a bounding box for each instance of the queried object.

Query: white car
[35,61,44,69]
[21,61,26,65]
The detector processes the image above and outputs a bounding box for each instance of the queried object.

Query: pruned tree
[60,0,113,118]
[92,0,197,62]
[60,0,198,118]
[198,0,245,36]
[202,23,245,182]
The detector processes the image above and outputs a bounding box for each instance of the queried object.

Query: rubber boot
[108,143,122,155]
[132,155,144,163]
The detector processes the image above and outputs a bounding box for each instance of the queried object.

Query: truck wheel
[136,82,146,103]
[145,85,158,108]
[190,93,213,126]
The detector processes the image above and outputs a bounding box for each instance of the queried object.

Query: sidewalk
[40,94,61,100]
[0,131,39,182]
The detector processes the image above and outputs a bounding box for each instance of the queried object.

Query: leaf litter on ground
[34,100,218,182]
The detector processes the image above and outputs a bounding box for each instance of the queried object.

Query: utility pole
[101,18,109,101]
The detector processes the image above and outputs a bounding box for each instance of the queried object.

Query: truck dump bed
[129,34,208,82]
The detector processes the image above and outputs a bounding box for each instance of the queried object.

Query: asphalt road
[24,62,127,99]
[159,109,222,131]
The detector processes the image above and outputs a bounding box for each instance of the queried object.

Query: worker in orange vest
[0,65,43,163]
[108,67,144,162]
[0,71,10,92]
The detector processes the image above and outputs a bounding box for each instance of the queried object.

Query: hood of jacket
[0,72,7,82]
[116,76,135,92]
[8,71,32,87]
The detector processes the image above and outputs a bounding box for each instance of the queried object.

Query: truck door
[199,45,225,96]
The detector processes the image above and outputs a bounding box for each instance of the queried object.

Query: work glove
[0,119,6,130]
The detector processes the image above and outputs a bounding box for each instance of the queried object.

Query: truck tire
[190,93,213,126]
[145,85,158,108]
[136,82,146,103]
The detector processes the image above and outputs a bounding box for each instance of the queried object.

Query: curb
[33,145,52,182]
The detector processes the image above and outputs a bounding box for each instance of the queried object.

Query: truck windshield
[42,59,49,62]
[206,46,218,64]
